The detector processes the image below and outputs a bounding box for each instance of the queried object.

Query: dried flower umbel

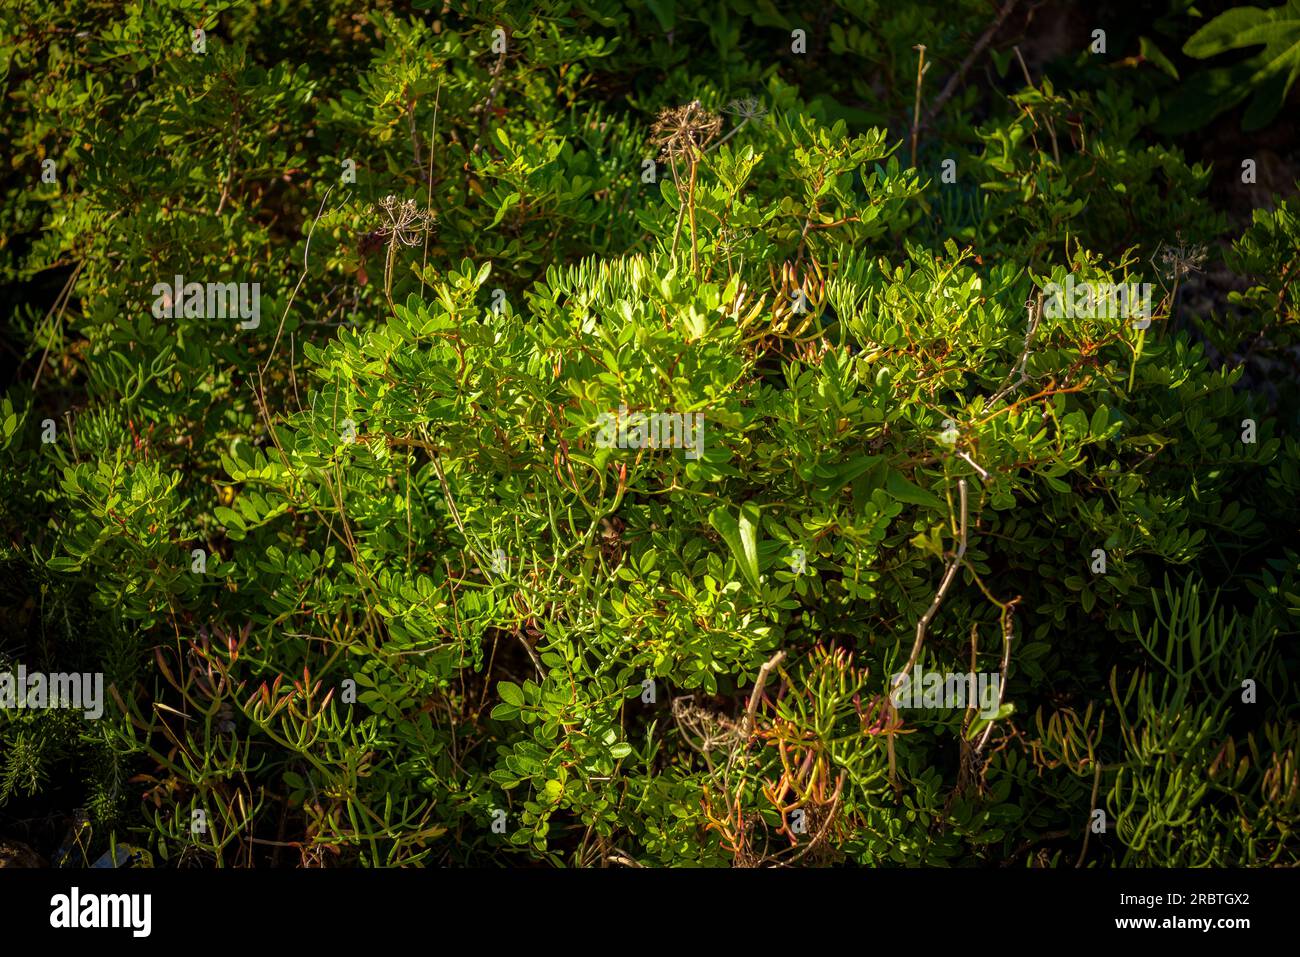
[649,100,723,162]
[375,195,436,311]
[377,194,436,247]
[723,96,767,123]
[1154,236,1209,284]
[649,102,722,277]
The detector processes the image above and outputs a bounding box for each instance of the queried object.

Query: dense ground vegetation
[1,0,1297,867]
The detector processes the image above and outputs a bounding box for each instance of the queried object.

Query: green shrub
[1,0,1296,867]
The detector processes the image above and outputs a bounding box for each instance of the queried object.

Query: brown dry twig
[885,478,968,787]
[923,0,1021,128]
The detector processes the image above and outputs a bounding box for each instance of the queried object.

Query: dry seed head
[1160,242,1208,280]
[377,195,436,246]
[650,100,723,161]
[1152,233,1208,283]
[724,96,767,122]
